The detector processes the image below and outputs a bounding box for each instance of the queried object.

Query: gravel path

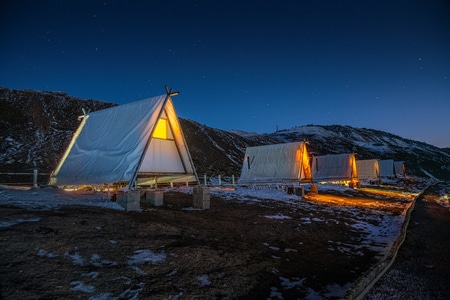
[365,183,450,299]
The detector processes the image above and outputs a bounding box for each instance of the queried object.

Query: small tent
[238,142,311,184]
[50,88,199,188]
[356,159,380,181]
[378,159,395,178]
[311,153,358,182]
[394,161,406,177]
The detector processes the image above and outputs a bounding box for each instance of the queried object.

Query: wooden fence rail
[0,171,239,188]
[0,170,50,187]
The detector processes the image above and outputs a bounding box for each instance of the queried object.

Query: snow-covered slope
[1,87,449,183]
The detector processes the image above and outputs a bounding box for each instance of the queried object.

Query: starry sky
[1,1,450,148]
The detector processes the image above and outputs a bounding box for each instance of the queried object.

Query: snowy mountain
[1,87,449,183]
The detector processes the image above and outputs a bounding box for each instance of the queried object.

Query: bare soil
[0,185,425,299]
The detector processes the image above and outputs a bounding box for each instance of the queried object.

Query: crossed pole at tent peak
[165,85,179,97]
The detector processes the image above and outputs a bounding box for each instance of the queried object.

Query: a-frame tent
[356,159,380,180]
[378,159,395,178]
[394,161,406,177]
[238,142,312,184]
[311,153,358,182]
[50,88,199,188]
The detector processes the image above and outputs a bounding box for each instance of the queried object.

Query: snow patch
[279,276,306,289]
[65,251,85,266]
[324,282,353,298]
[37,248,58,258]
[0,217,41,228]
[70,281,96,293]
[264,214,292,220]
[127,249,166,266]
[196,274,211,287]
[0,186,124,211]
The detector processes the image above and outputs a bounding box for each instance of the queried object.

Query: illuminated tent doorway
[238,142,312,184]
[50,87,199,188]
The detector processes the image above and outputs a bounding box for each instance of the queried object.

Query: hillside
[1,87,449,183]
[266,125,450,180]
[0,87,115,173]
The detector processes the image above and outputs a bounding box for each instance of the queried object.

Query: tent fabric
[378,159,395,177]
[356,159,380,180]
[312,153,357,182]
[394,161,406,177]
[238,142,311,184]
[50,94,198,186]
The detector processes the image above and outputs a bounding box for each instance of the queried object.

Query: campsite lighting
[50,113,90,184]
[153,118,168,139]
[306,188,415,213]
[311,153,358,185]
[359,187,417,199]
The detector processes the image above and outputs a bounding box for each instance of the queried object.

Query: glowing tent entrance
[50,89,199,188]
[238,142,312,184]
[312,153,358,182]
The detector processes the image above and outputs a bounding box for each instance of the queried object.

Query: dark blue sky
[1,1,450,147]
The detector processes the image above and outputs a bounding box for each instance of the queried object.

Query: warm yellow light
[153,118,167,139]
[305,189,414,214]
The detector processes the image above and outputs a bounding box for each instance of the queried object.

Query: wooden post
[33,169,38,188]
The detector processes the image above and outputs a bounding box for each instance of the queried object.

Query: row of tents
[49,90,405,189]
[237,142,405,185]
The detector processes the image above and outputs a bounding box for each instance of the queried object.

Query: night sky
[1,1,449,147]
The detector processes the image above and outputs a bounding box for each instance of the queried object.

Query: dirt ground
[0,184,424,299]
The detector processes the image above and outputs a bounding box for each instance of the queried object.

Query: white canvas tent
[238,142,311,184]
[50,89,199,188]
[378,159,395,178]
[356,159,380,181]
[394,161,406,177]
[312,153,358,182]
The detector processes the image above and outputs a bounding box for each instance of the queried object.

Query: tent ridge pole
[50,114,89,184]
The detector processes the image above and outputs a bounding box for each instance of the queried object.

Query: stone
[116,190,141,211]
[193,186,210,210]
[146,190,164,206]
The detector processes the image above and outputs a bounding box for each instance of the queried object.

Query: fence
[202,174,237,187]
[0,170,50,187]
[0,171,239,188]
